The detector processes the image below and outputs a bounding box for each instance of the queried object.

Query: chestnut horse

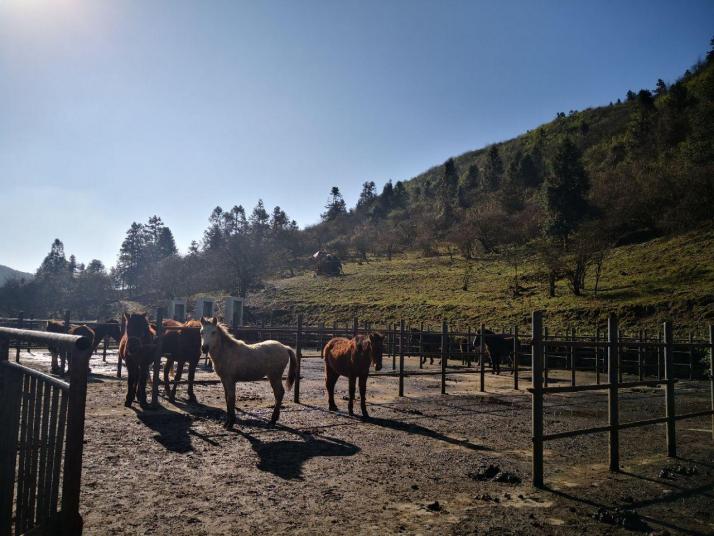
[118,312,156,408]
[322,333,384,418]
[162,319,203,403]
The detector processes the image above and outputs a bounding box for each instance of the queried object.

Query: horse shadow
[363,416,490,452]
[236,424,360,480]
[134,408,195,454]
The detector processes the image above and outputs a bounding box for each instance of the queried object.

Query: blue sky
[1,0,712,273]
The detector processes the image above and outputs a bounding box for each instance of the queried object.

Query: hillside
[0,265,32,286]
[245,227,714,333]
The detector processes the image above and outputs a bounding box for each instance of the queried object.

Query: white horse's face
[200,317,219,354]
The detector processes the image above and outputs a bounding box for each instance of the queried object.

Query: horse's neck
[212,333,247,364]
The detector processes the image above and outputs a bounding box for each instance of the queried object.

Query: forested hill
[309,41,714,261]
[0,265,32,286]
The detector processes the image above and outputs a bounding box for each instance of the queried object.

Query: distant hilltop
[0,264,33,286]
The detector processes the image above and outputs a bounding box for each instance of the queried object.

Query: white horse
[200,317,297,429]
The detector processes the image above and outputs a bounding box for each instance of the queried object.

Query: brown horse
[162,319,203,403]
[118,312,156,409]
[322,333,384,418]
[46,319,122,373]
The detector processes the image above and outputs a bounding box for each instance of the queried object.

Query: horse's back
[323,337,360,376]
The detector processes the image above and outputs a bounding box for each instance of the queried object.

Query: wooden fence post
[689,332,694,381]
[657,330,662,380]
[294,314,302,404]
[0,334,22,536]
[595,326,600,385]
[399,320,405,397]
[663,321,676,458]
[151,308,164,406]
[441,320,447,395]
[62,310,71,374]
[638,330,644,381]
[419,322,424,370]
[531,311,544,488]
[543,327,549,387]
[466,326,472,367]
[353,317,358,338]
[392,323,397,371]
[608,313,619,472]
[513,326,519,390]
[479,323,485,393]
[570,327,576,387]
[709,325,713,442]
[61,344,92,534]
[15,311,23,362]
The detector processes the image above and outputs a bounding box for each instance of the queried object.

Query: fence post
[61,343,92,534]
[399,320,405,397]
[479,323,485,393]
[709,325,713,442]
[513,326,519,390]
[62,310,71,374]
[595,326,600,385]
[151,308,164,406]
[570,327,576,387]
[663,321,676,458]
[419,322,424,369]
[392,323,397,371]
[689,332,694,381]
[441,320,447,395]
[608,313,619,472]
[294,314,302,404]
[638,330,644,381]
[657,330,662,380]
[15,311,23,362]
[531,311,544,488]
[0,333,22,536]
[353,317,358,338]
[543,327,549,387]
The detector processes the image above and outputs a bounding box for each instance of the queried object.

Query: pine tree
[541,138,590,243]
[37,239,68,277]
[483,146,503,190]
[321,187,347,221]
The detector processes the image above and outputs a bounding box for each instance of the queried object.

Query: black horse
[472,330,514,375]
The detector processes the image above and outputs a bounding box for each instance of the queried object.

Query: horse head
[124,312,152,356]
[199,316,219,354]
[359,332,384,371]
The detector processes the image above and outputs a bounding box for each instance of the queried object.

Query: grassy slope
[248,227,714,333]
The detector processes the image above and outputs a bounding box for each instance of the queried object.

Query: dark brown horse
[118,312,156,408]
[162,319,203,403]
[46,319,122,373]
[322,333,383,418]
[472,329,513,375]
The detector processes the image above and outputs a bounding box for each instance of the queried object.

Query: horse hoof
[188,395,198,404]
[328,405,338,412]
[361,413,370,420]
[124,400,132,408]
[224,422,234,430]
[139,402,149,410]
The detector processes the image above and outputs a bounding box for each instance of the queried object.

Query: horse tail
[285,347,298,391]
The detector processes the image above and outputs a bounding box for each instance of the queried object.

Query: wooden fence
[529,311,714,488]
[0,328,92,535]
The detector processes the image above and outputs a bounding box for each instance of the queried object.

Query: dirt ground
[15,348,714,535]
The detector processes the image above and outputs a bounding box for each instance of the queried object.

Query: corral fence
[529,311,714,488]
[0,327,92,536]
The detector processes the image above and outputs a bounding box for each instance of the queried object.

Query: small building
[224,297,244,328]
[167,297,187,322]
[195,298,217,319]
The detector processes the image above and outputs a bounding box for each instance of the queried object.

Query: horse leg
[51,350,59,373]
[163,358,174,400]
[358,373,369,419]
[186,361,198,404]
[347,374,356,416]
[125,360,137,407]
[137,361,150,409]
[171,361,185,402]
[268,374,285,425]
[326,367,339,411]
[222,380,236,429]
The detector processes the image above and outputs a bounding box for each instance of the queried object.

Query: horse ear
[200,317,207,325]
[211,317,218,325]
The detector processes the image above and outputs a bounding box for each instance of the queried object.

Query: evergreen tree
[37,239,68,277]
[356,181,377,210]
[483,146,503,190]
[116,222,146,293]
[541,138,590,243]
[321,186,347,221]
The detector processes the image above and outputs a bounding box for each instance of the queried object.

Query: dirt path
[16,350,714,535]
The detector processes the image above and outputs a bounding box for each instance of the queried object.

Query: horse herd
[43,314,511,428]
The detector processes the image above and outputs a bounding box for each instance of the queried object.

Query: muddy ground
[15,348,714,535]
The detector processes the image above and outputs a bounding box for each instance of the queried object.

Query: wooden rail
[529,312,714,488]
[0,327,92,536]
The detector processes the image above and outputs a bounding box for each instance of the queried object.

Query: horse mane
[214,321,243,346]
[183,319,201,328]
